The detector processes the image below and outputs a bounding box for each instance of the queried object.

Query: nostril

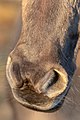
[11,62,24,88]
[42,70,59,90]
[45,69,68,98]
[12,63,20,77]
[35,67,68,98]
[6,57,24,88]
[47,71,59,88]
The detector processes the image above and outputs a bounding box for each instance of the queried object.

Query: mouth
[6,56,70,112]
[11,85,69,113]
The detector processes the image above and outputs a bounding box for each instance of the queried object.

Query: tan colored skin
[6,0,80,112]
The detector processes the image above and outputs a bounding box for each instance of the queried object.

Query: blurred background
[0,0,80,120]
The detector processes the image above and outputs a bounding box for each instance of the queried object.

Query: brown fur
[6,0,80,112]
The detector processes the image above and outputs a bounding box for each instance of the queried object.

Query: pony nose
[6,56,68,99]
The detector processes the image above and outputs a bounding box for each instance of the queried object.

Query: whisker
[72,85,80,93]
[65,97,79,108]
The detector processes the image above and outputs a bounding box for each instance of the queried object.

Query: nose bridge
[9,40,61,73]
[17,39,52,61]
